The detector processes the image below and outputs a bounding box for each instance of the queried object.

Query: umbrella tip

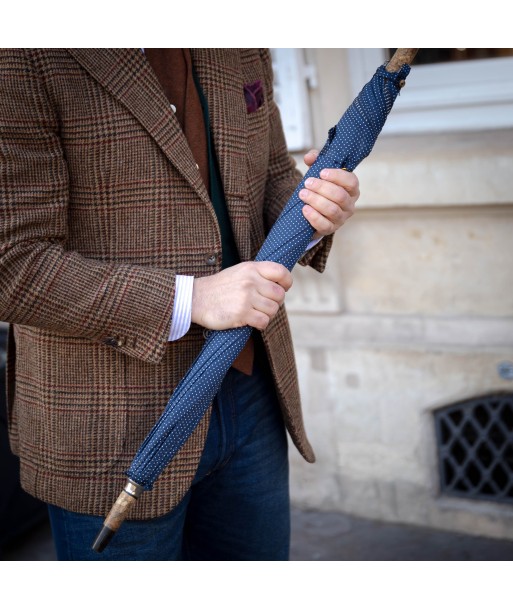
[92,525,115,553]
[90,479,143,553]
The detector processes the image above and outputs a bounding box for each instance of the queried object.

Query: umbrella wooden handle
[91,479,143,553]
[386,48,419,72]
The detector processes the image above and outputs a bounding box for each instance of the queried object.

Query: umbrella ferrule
[124,479,144,499]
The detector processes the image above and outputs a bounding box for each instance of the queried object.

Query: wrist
[191,276,206,327]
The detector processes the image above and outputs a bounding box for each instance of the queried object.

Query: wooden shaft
[386,48,419,72]
[103,489,138,531]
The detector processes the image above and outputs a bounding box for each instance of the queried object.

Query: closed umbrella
[93,48,419,552]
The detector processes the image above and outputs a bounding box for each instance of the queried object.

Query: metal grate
[434,394,513,505]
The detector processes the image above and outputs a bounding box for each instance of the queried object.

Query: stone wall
[287,49,513,539]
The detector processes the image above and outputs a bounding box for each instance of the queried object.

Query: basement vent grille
[435,394,513,505]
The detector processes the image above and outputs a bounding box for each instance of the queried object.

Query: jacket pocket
[14,327,128,476]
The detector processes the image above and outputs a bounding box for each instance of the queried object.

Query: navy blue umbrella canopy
[92,49,417,552]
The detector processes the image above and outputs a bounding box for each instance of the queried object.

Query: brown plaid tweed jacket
[0,49,333,519]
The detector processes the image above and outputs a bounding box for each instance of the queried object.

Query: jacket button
[206,254,217,266]
[203,329,212,339]
[102,337,119,347]
[170,103,177,113]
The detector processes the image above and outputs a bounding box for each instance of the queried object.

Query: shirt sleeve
[168,274,195,341]
[305,236,322,251]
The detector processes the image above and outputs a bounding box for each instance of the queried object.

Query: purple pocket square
[244,80,264,113]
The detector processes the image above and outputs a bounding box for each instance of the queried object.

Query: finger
[303,205,354,235]
[300,189,347,223]
[247,309,271,331]
[318,168,360,197]
[303,149,319,167]
[302,205,335,236]
[255,262,293,291]
[253,294,281,318]
[257,280,286,305]
[301,179,351,212]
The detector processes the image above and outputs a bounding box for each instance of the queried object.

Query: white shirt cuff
[306,236,323,251]
[168,275,194,341]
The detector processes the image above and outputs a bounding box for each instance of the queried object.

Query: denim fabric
[47,357,290,561]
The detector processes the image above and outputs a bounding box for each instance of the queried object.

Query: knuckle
[323,220,334,234]
[347,173,359,192]
[337,189,350,206]
[258,314,270,330]
[271,282,282,298]
[305,205,318,221]
[240,278,252,291]
[336,203,346,220]
[329,200,341,217]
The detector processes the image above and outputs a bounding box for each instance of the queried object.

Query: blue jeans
[47,355,290,560]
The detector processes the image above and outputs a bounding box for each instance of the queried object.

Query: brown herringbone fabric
[0,49,333,519]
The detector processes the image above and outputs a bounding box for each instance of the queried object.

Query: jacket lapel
[66,48,210,205]
[190,49,250,260]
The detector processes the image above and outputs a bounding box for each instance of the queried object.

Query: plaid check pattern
[0,49,331,518]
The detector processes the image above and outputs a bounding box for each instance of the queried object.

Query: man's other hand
[300,149,360,239]
[191,261,292,331]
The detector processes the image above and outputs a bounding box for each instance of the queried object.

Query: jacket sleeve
[259,48,334,273]
[0,48,175,364]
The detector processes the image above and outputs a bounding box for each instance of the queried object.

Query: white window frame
[348,49,513,134]
[271,48,315,151]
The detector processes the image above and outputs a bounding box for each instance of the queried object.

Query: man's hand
[191,261,292,331]
[300,149,360,239]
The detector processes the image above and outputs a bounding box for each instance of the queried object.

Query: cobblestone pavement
[3,507,513,560]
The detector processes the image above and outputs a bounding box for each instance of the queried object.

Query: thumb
[303,149,319,167]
